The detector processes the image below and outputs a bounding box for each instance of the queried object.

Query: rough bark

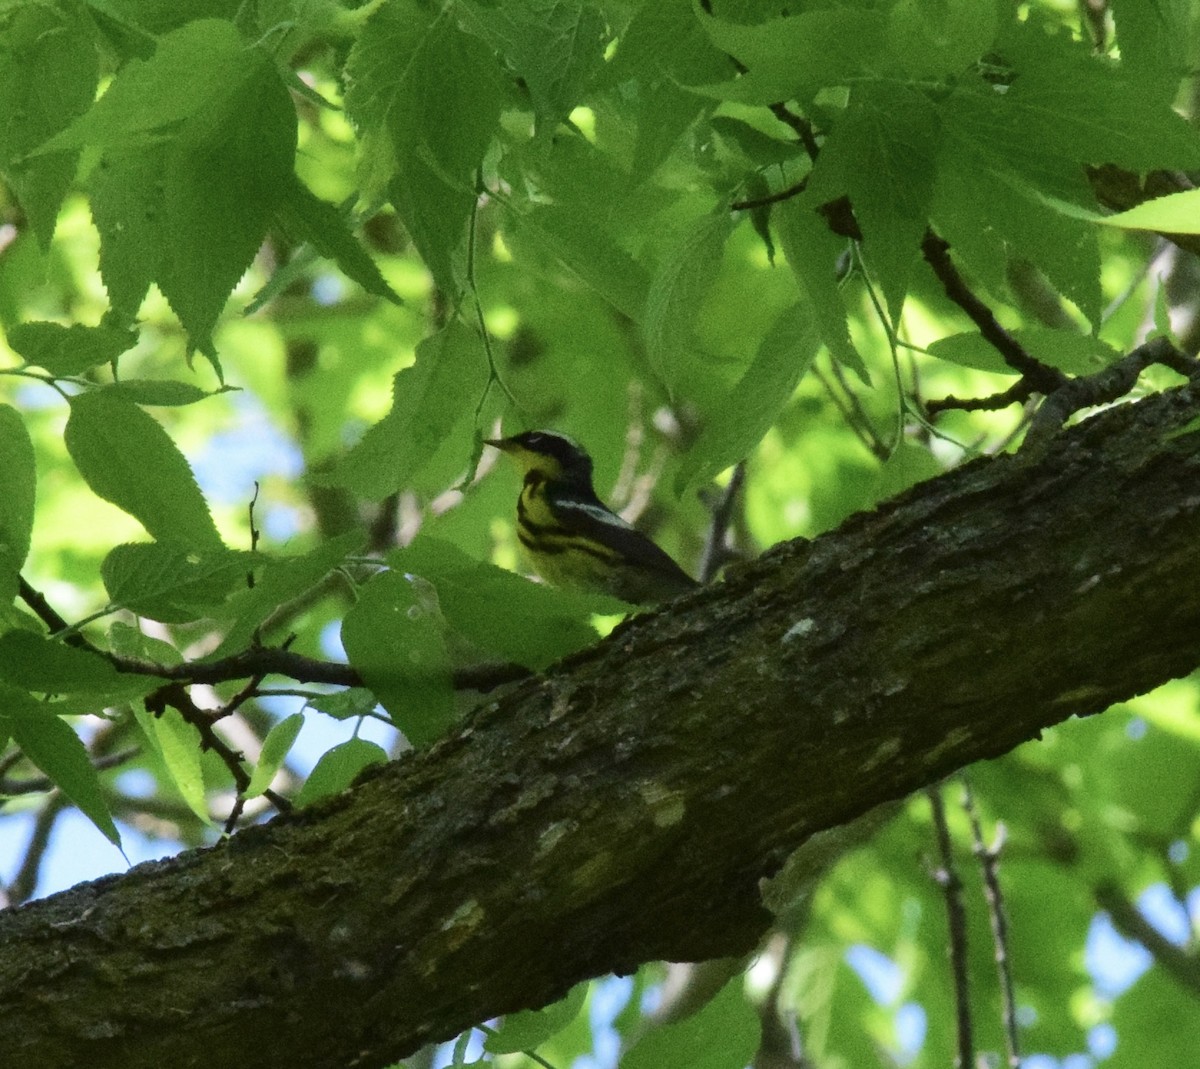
[4,384,1200,1069]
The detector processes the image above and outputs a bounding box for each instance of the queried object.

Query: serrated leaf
[306,688,380,721]
[68,20,297,349]
[320,320,487,498]
[108,620,183,666]
[295,737,388,807]
[814,82,940,321]
[346,9,502,294]
[102,543,248,622]
[680,302,819,490]
[0,4,98,246]
[1103,188,1200,234]
[775,194,870,383]
[887,0,999,79]
[504,204,650,321]
[693,6,887,104]
[485,982,588,1054]
[341,570,453,747]
[0,629,157,699]
[106,380,225,407]
[1000,21,1200,171]
[273,176,401,304]
[6,322,138,377]
[389,537,614,669]
[207,531,362,658]
[134,703,211,824]
[936,92,1103,324]
[928,328,1120,377]
[457,0,606,129]
[0,404,35,574]
[245,713,304,799]
[622,980,760,1069]
[0,683,121,844]
[644,211,731,400]
[65,389,223,552]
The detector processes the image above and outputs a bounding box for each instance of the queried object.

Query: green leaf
[389,537,614,669]
[936,88,1103,324]
[320,320,488,498]
[133,704,211,825]
[346,7,503,294]
[504,204,651,322]
[774,194,870,383]
[1110,0,1195,100]
[485,982,588,1054]
[887,0,1000,79]
[102,543,248,622]
[65,389,223,552]
[693,6,887,104]
[928,328,1121,377]
[0,4,98,246]
[306,688,379,721]
[603,0,730,88]
[0,630,157,699]
[340,570,453,747]
[106,380,225,407]
[457,0,606,130]
[6,321,138,377]
[295,737,388,807]
[1103,188,1200,234]
[0,683,121,844]
[622,980,761,1069]
[999,20,1200,171]
[68,20,297,349]
[644,211,732,401]
[108,619,183,666]
[207,531,363,659]
[819,82,941,320]
[0,404,35,574]
[245,713,304,799]
[680,302,819,490]
[273,176,401,304]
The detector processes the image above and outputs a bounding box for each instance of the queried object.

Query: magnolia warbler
[486,430,698,605]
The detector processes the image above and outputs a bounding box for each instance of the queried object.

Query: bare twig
[1095,883,1200,997]
[731,180,808,212]
[698,462,746,583]
[5,794,69,906]
[1022,336,1200,453]
[962,776,1021,1068]
[925,380,1036,417]
[921,233,1066,395]
[0,748,140,796]
[927,785,974,1069]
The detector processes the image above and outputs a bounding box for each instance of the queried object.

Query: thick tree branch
[5,385,1200,1069]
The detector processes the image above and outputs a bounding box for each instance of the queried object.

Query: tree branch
[6,384,1200,1069]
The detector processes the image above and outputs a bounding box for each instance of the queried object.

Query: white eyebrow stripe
[552,499,637,530]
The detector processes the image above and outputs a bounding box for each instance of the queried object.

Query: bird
[485,429,699,605]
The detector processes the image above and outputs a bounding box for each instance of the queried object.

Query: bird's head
[485,430,596,489]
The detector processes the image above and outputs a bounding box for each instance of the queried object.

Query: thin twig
[962,776,1021,1068]
[1022,335,1200,453]
[1095,883,1200,996]
[698,461,745,583]
[731,179,808,212]
[925,380,1036,417]
[921,232,1066,394]
[17,577,92,649]
[4,794,69,906]
[926,785,974,1069]
[0,748,141,796]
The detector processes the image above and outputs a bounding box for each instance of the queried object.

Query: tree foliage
[2,1,1200,1067]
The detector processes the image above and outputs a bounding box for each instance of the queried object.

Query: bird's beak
[484,436,513,452]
